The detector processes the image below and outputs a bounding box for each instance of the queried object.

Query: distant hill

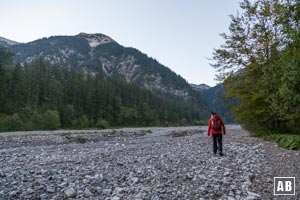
[190,84,210,92]
[0,33,212,131]
[0,36,19,47]
[4,33,197,99]
[191,84,235,123]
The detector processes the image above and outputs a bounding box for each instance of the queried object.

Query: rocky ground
[0,125,299,200]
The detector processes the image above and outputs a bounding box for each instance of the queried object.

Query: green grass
[262,134,300,150]
[76,136,87,144]
[143,130,152,134]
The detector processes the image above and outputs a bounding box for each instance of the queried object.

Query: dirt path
[0,125,299,199]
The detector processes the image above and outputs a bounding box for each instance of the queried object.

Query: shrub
[78,115,90,129]
[0,113,24,131]
[95,119,110,129]
[42,110,61,130]
[31,110,61,130]
[263,134,300,150]
[60,105,75,127]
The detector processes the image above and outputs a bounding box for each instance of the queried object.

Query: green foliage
[76,136,87,144]
[191,119,207,126]
[95,119,110,129]
[0,110,60,131]
[263,134,300,150]
[60,105,75,127]
[212,0,300,136]
[42,110,61,130]
[31,110,61,130]
[0,114,24,131]
[77,115,90,129]
[143,130,152,134]
[0,47,208,131]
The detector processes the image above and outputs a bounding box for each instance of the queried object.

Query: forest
[212,0,300,148]
[0,47,207,131]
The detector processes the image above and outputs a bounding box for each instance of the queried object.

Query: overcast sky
[0,0,241,87]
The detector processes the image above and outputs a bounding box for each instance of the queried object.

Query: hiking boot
[219,152,224,156]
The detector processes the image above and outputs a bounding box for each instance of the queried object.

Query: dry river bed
[0,125,299,200]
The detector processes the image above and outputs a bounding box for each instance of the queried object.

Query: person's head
[211,111,216,117]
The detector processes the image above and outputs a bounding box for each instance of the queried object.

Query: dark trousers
[212,134,222,153]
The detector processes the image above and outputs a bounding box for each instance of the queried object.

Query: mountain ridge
[3,33,195,99]
[190,83,210,92]
[0,36,19,47]
[192,84,235,123]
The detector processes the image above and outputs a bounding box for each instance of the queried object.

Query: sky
[0,0,241,87]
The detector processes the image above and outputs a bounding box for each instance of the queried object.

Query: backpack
[212,118,222,131]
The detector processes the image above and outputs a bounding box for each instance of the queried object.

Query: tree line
[0,48,206,131]
[212,0,300,134]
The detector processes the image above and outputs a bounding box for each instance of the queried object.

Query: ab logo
[274,177,295,195]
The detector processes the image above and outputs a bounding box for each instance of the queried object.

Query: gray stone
[58,182,68,187]
[114,187,124,195]
[131,177,139,184]
[46,186,55,193]
[9,191,17,196]
[102,189,112,195]
[40,193,48,199]
[85,173,101,180]
[64,188,77,198]
[247,191,261,197]
[83,188,94,197]
[224,171,230,177]
[134,192,143,199]
[0,126,298,200]
[27,188,34,194]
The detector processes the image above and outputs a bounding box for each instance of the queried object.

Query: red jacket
[207,114,226,136]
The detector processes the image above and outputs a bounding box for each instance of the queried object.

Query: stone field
[0,125,299,200]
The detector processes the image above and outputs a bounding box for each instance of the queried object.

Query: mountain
[0,33,213,130]
[0,36,19,47]
[191,84,235,123]
[5,33,193,99]
[190,84,210,92]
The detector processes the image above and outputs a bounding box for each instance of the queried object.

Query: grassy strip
[262,134,300,150]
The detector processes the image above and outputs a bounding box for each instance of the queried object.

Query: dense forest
[212,0,300,140]
[9,34,192,93]
[0,47,207,131]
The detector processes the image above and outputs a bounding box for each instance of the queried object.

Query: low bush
[95,119,110,129]
[263,134,300,150]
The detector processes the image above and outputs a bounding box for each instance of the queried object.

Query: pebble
[83,188,94,197]
[102,189,112,195]
[40,193,48,199]
[64,188,77,198]
[0,126,299,199]
[27,188,34,194]
[46,186,55,193]
[247,191,261,197]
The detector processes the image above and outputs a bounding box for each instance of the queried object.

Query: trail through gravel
[0,125,299,200]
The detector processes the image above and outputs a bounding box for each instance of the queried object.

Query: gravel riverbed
[0,125,299,200]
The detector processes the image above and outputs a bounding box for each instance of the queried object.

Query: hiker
[207,111,226,156]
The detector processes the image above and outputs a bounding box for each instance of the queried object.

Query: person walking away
[207,112,226,156]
